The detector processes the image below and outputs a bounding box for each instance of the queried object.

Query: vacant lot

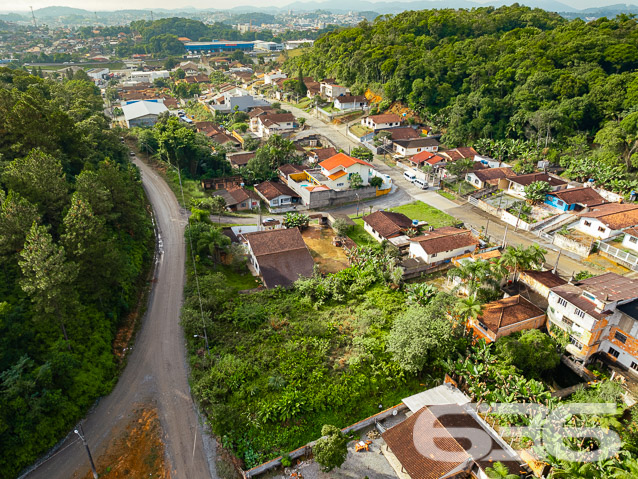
[388,201,456,228]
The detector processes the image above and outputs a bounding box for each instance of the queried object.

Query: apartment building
[547,273,638,374]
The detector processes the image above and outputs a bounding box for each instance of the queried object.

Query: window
[574,308,586,319]
[557,297,568,308]
[608,347,620,358]
[630,237,638,244]
[584,221,591,227]
[557,200,564,206]
[478,321,489,331]
[475,179,479,185]
[582,291,596,302]
[614,331,627,344]
[431,253,437,258]
[598,226,606,233]
[631,362,638,371]
[569,336,583,349]
[337,182,344,187]
[562,317,573,328]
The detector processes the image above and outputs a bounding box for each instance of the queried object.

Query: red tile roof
[319,152,372,171]
[309,147,338,161]
[578,203,638,230]
[472,167,516,183]
[363,211,414,238]
[228,152,256,167]
[409,151,445,166]
[367,113,402,124]
[550,187,606,207]
[508,172,567,187]
[254,180,299,201]
[478,295,545,334]
[410,227,478,255]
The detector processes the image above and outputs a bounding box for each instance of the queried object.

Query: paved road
[24,158,215,479]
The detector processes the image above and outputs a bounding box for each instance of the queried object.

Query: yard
[302,224,350,274]
[441,180,476,196]
[347,219,377,246]
[388,201,456,228]
[349,123,373,138]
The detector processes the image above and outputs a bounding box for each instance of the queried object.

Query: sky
[2,0,637,12]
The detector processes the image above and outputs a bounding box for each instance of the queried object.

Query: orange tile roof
[319,152,372,172]
[327,170,347,181]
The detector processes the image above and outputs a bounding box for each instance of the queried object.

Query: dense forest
[285,6,638,188]
[0,68,154,478]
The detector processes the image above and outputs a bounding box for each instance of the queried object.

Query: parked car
[414,178,428,189]
[404,171,416,182]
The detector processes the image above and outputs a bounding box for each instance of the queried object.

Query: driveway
[24,158,216,479]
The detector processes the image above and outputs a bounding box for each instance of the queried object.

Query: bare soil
[302,224,350,274]
[82,406,168,479]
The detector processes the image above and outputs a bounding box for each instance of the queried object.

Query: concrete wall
[500,210,532,231]
[575,217,617,239]
[553,232,594,258]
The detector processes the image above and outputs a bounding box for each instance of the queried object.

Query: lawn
[349,124,372,138]
[164,169,207,207]
[347,219,377,246]
[437,190,457,201]
[214,264,259,290]
[388,201,456,228]
[442,180,475,196]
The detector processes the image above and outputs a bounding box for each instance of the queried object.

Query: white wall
[409,242,476,265]
[575,217,617,239]
[363,221,384,243]
[622,234,638,253]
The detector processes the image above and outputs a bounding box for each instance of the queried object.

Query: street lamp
[74,426,98,479]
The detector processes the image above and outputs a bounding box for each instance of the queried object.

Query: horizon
[3,0,638,14]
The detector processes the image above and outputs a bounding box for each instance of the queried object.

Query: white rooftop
[402,384,470,413]
[122,101,168,121]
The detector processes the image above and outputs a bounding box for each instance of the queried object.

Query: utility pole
[553,249,562,274]
[514,203,523,232]
[74,426,98,479]
[502,224,508,248]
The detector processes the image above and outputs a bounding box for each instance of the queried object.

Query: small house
[466,167,516,189]
[545,187,606,212]
[409,227,479,266]
[575,203,638,240]
[211,187,259,212]
[469,295,546,343]
[254,180,300,210]
[392,137,440,157]
[361,114,403,130]
[334,95,368,111]
[362,211,414,243]
[500,172,568,198]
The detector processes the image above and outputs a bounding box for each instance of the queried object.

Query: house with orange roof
[310,152,374,189]
[575,203,638,240]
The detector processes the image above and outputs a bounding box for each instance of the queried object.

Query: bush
[313,425,348,472]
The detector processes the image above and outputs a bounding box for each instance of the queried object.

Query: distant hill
[33,6,92,16]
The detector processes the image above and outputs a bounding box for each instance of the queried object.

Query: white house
[320,82,348,100]
[129,70,170,84]
[409,227,479,266]
[312,152,373,189]
[465,167,516,189]
[575,203,638,240]
[87,67,109,81]
[622,228,638,253]
[547,272,638,374]
[361,114,403,130]
[254,180,300,211]
[334,95,368,111]
[251,112,295,138]
[121,100,168,128]
[392,137,440,157]
[501,172,568,199]
[263,70,287,84]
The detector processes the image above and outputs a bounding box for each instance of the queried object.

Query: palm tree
[611,457,638,478]
[485,461,520,479]
[196,228,230,263]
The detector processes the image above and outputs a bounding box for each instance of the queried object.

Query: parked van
[414,178,428,189]
[404,171,417,182]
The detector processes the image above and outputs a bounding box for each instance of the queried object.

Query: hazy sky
[2,0,637,12]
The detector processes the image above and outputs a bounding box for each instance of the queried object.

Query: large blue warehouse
[184,41,254,52]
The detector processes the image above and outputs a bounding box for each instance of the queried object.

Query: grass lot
[214,264,259,290]
[186,103,216,122]
[442,180,475,196]
[437,190,457,201]
[164,169,207,207]
[348,219,377,246]
[388,201,456,227]
[349,123,373,138]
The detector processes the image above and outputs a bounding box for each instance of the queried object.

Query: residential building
[575,203,638,240]
[440,147,478,162]
[307,147,338,164]
[407,151,446,169]
[466,167,516,189]
[622,228,638,254]
[545,187,606,212]
[319,82,348,100]
[278,164,309,183]
[469,295,546,343]
[519,269,567,300]
[200,176,244,191]
[87,67,109,81]
[129,70,169,84]
[254,180,300,210]
[227,152,256,169]
[382,403,526,479]
[381,126,421,141]
[184,41,255,53]
[500,172,568,198]
[314,152,373,189]
[409,227,479,266]
[243,228,314,288]
[211,187,259,212]
[333,95,368,111]
[250,112,295,138]
[547,273,638,374]
[393,137,440,157]
[361,113,403,130]
[263,70,287,84]
[177,61,199,74]
[121,100,168,128]
[363,211,414,243]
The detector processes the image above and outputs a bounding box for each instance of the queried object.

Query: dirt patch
[82,407,168,479]
[302,224,350,274]
[583,253,631,275]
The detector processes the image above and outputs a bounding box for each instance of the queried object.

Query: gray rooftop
[402,384,470,413]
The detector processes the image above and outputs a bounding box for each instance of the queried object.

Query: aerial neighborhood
[3,4,638,479]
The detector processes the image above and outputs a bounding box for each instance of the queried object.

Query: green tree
[349,172,363,189]
[485,461,519,479]
[495,329,560,378]
[0,191,40,257]
[283,212,310,229]
[351,146,373,162]
[332,217,351,236]
[369,176,383,187]
[18,223,78,347]
[313,424,348,472]
[524,180,552,204]
[387,299,455,373]
[297,67,307,97]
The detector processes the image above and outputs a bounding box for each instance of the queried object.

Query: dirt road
[23,158,215,479]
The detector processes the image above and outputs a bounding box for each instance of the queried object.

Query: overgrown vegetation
[0,68,154,477]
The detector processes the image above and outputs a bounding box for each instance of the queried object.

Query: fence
[598,241,638,271]
[553,233,594,258]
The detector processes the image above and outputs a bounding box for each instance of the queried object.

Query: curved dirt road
[23,158,215,479]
